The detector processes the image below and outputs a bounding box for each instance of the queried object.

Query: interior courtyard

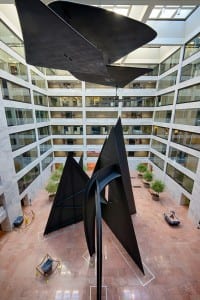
[0,0,200,299]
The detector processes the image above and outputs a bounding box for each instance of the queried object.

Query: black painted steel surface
[15,0,157,87]
[44,155,89,235]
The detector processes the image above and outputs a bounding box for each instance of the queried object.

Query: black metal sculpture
[44,119,144,299]
[44,155,89,235]
[93,118,136,214]
[83,120,144,299]
[15,0,157,87]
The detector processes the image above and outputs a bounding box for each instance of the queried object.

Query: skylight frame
[149,5,197,21]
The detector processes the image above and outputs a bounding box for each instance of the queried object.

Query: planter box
[149,188,159,200]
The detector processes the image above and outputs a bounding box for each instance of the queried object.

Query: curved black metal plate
[15,0,105,73]
[44,155,89,235]
[15,0,157,87]
[71,65,152,88]
[49,1,157,64]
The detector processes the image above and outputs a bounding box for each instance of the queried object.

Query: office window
[0,49,28,81]
[5,107,33,126]
[31,70,46,89]
[14,147,38,173]
[42,153,53,170]
[122,96,156,107]
[33,91,48,106]
[184,32,200,59]
[123,125,152,135]
[156,92,174,106]
[126,138,150,145]
[51,125,83,135]
[9,129,36,151]
[0,20,24,57]
[158,71,177,90]
[168,147,198,173]
[180,58,200,82]
[174,109,200,126]
[171,129,200,151]
[154,110,172,123]
[38,126,50,139]
[177,84,200,104]
[126,81,156,89]
[160,48,181,74]
[48,81,81,88]
[40,140,52,155]
[151,140,167,155]
[53,138,83,145]
[18,164,40,194]
[86,125,111,135]
[49,96,82,107]
[149,152,165,170]
[152,126,169,140]
[86,96,118,107]
[166,163,194,193]
[35,110,49,122]
[1,78,31,103]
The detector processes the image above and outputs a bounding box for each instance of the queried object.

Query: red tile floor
[0,172,200,300]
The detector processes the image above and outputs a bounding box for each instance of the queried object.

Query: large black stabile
[84,163,144,300]
[15,0,156,87]
[44,156,89,235]
[93,117,136,214]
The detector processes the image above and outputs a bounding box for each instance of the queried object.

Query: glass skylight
[149,5,196,20]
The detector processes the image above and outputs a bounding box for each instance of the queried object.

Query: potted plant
[143,171,153,186]
[136,163,147,176]
[45,180,58,201]
[150,180,165,199]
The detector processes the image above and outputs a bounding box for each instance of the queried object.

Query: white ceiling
[0,0,199,65]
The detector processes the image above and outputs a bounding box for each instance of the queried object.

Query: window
[1,78,31,103]
[184,32,200,59]
[9,129,36,151]
[14,147,38,172]
[177,84,200,104]
[5,107,33,126]
[18,165,40,194]
[166,164,194,193]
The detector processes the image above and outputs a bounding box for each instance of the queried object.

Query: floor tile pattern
[0,172,200,299]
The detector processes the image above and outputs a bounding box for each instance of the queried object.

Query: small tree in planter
[150,180,165,199]
[143,171,153,186]
[136,163,147,176]
[45,180,58,201]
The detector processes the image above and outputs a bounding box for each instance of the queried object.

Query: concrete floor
[0,172,200,300]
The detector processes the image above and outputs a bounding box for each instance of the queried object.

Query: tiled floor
[0,172,200,300]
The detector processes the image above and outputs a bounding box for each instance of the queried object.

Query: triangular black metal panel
[93,118,136,214]
[79,153,83,169]
[15,0,104,73]
[102,176,144,273]
[71,65,152,88]
[15,0,157,88]
[49,1,156,64]
[44,156,89,235]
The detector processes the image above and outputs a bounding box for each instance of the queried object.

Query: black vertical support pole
[95,181,102,300]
